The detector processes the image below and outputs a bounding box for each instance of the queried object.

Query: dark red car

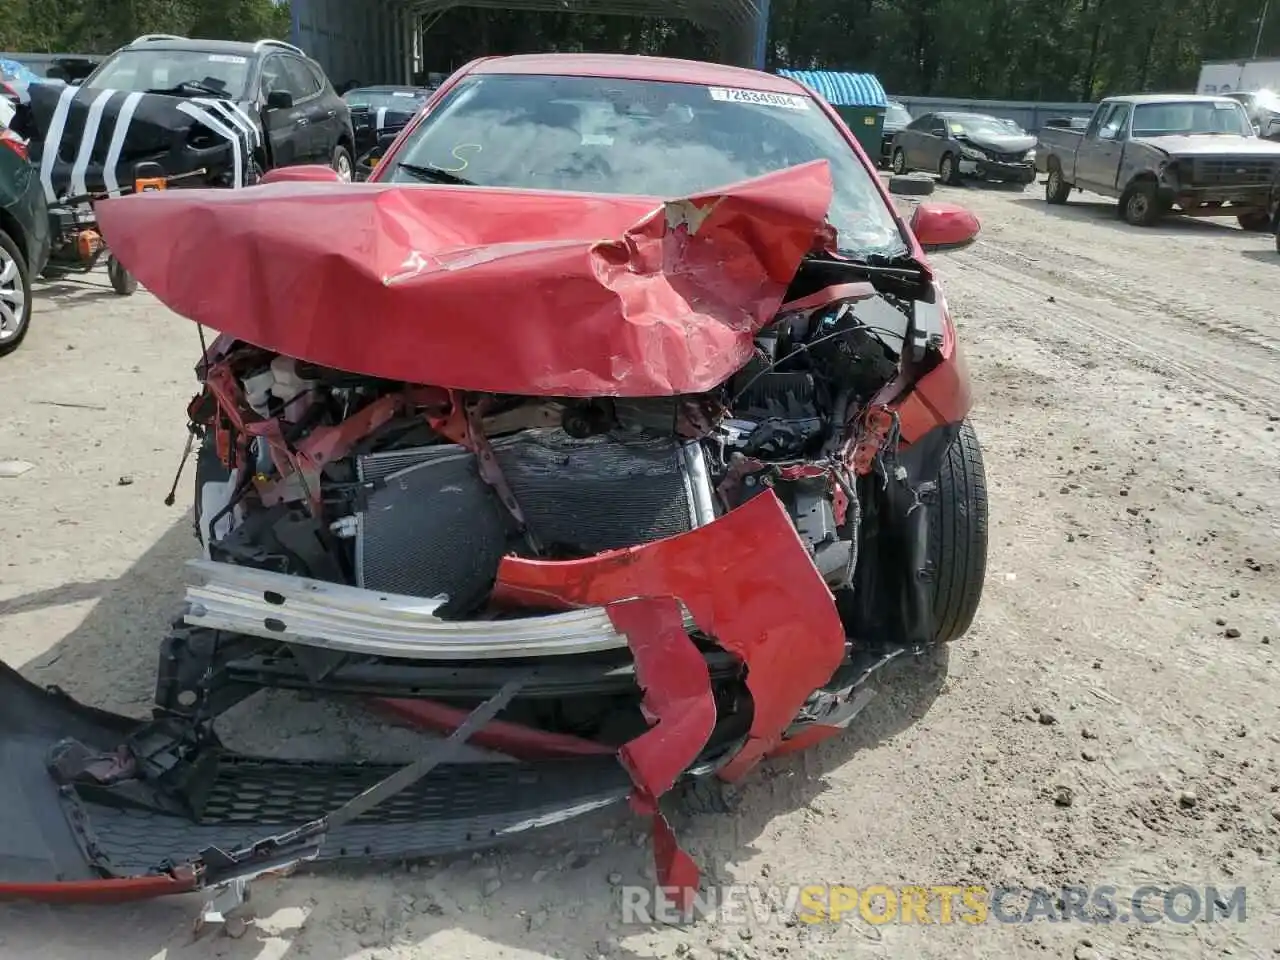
[0,54,986,911]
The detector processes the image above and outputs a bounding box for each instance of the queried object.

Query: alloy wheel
[0,248,26,343]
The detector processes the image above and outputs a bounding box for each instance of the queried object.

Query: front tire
[0,229,32,357]
[891,148,907,175]
[927,420,989,645]
[1120,182,1162,226]
[939,153,960,186]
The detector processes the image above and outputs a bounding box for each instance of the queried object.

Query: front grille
[355,431,706,613]
[1189,157,1279,186]
[989,150,1029,164]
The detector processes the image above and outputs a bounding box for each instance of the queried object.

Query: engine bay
[190,263,938,629]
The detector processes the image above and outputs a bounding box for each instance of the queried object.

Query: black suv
[80,35,357,180]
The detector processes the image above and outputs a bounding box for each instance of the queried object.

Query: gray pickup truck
[1036,93,1280,228]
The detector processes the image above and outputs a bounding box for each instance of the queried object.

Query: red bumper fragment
[0,872,198,905]
[494,491,848,907]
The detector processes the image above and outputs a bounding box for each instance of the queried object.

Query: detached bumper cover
[0,658,632,903]
[1,492,849,906]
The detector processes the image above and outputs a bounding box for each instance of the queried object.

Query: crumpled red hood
[95,162,833,396]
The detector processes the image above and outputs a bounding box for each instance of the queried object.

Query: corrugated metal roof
[778,70,887,108]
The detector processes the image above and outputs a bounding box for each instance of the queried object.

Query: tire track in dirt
[942,239,1280,413]
[980,231,1280,356]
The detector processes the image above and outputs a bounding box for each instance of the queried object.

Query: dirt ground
[1,182,1277,960]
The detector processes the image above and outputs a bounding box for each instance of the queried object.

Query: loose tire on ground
[1235,210,1271,232]
[889,174,935,197]
[0,229,32,358]
[927,420,989,645]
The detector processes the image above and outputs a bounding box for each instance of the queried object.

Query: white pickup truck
[1036,93,1280,228]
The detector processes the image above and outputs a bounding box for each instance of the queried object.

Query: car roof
[465,53,808,95]
[346,85,429,94]
[1103,93,1238,104]
[122,39,263,55]
[117,38,317,62]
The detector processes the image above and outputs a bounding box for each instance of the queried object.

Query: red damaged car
[0,54,986,908]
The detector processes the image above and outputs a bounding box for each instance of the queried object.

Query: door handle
[296,118,309,126]
[327,109,336,117]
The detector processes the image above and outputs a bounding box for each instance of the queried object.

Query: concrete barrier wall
[891,95,1097,130]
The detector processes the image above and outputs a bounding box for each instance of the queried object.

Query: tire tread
[928,421,989,644]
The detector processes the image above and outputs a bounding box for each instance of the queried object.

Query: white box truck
[1197,58,1280,94]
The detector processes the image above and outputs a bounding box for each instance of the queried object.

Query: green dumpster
[776,70,887,160]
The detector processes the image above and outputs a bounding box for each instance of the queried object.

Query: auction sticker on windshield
[709,87,809,110]
[208,55,248,64]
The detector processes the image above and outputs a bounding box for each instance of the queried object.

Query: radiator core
[355,430,713,614]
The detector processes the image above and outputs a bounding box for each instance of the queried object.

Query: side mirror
[259,165,342,185]
[910,202,980,252]
[266,90,294,111]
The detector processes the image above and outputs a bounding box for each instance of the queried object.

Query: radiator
[355,430,714,614]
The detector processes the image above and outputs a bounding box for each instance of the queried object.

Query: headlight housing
[959,145,987,161]
[1024,149,1036,163]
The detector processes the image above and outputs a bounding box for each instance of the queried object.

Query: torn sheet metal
[608,597,717,911]
[95,161,835,397]
[493,491,848,783]
[490,495,845,909]
[14,82,259,201]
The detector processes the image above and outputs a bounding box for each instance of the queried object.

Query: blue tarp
[777,70,887,109]
[0,58,42,86]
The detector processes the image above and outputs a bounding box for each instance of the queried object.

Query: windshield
[884,101,912,125]
[949,114,1024,138]
[345,88,429,111]
[385,73,905,259]
[87,48,250,98]
[1132,100,1253,137]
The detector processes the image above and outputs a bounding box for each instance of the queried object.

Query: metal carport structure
[290,0,770,87]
